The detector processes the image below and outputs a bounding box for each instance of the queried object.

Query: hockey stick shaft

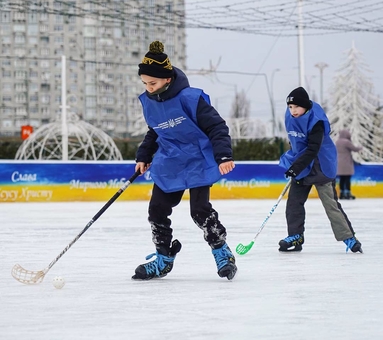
[236,179,291,255]
[45,169,141,273]
[251,179,291,242]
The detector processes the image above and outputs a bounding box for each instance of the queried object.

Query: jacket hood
[339,129,351,140]
[146,67,189,101]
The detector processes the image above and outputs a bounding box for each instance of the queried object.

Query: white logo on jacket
[153,116,186,130]
[288,130,306,138]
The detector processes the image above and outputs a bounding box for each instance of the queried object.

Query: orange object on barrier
[21,125,33,140]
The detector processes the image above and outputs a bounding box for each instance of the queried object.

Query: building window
[30,107,38,115]
[27,24,38,35]
[15,83,27,91]
[1,11,11,23]
[30,71,38,78]
[14,59,27,67]
[40,12,48,21]
[15,34,26,45]
[84,26,96,36]
[101,96,114,105]
[16,108,27,115]
[2,46,11,54]
[15,94,27,103]
[84,37,96,48]
[54,36,64,43]
[2,83,12,91]
[15,71,27,79]
[1,36,11,43]
[0,24,11,34]
[85,62,96,71]
[28,12,38,23]
[41,95,50,104]
[41,108,49,116]
[14,12,26,20]
[85,85,96,95]
[30,83,38,92]
[85,109,96,119]
[14,24,26,32]
[2,120,13,128]
[14,48,26,56]
[85,96,96,107]
[2,59,11,66]
[29,36,38,44]
[40,60,50,68]
[55,15,63,23]
[40,48,49,56]
[40,36,49,43]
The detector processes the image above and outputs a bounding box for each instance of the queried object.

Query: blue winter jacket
[279,102,337,180]
[137,67,233,193]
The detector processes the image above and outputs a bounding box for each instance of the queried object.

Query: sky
[1,198,382,339]
[184,0,383,126]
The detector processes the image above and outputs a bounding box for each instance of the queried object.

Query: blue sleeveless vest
[139,88,221,193]
[279,102,337,180]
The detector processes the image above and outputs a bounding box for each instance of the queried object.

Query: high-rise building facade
[0,0,186,138]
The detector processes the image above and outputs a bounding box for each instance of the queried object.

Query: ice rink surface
[1,198,382,340]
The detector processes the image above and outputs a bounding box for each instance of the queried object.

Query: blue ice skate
[212,243,237,280]
[343,237,363,253]
[132,239,182,280]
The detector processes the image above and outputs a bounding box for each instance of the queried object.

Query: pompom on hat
[138,41,174,79]
[286,87,312,110]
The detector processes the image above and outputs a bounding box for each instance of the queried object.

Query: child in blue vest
[132,41,237,280]
[279,87,362,253]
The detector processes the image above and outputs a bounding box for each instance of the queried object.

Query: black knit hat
[138,41,174,79]
[286,87,312,110]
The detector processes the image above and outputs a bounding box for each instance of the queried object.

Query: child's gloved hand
[285,168,297,178]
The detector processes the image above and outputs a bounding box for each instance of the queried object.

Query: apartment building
[0,0,186,138]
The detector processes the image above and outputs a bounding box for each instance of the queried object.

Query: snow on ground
[1,198,382,340]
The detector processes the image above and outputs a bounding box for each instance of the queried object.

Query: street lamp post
[270,68,280,136]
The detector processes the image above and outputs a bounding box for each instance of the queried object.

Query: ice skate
[343,236,363,253]
[132,239,182,280]
[212,243,237,280]
[278,233,304,252]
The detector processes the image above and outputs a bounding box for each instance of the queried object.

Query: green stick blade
[236,241,254,255]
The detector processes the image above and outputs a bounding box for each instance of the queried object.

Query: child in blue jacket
[279,87,362,253]
[132,41,237,280]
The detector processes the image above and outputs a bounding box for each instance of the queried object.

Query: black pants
[339,175,351,192]
[148,184,227,250]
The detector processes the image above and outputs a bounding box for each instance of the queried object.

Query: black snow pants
[148,184,227,250]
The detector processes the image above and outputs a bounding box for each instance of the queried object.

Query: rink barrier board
[0,160,382,202]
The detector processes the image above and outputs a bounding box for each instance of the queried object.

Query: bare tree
[327,43,383,162]
[229,90,250,139]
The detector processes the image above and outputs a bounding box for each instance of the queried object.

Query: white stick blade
[11,264,45,285]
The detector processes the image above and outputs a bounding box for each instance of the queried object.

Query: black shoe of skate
[132,239,182,280]
[278,234,304,252]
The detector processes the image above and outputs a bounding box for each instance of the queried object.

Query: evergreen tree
[327,42,383,162]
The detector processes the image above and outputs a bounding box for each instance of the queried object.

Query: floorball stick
[236,179,291,255]
[11,170,141,285]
